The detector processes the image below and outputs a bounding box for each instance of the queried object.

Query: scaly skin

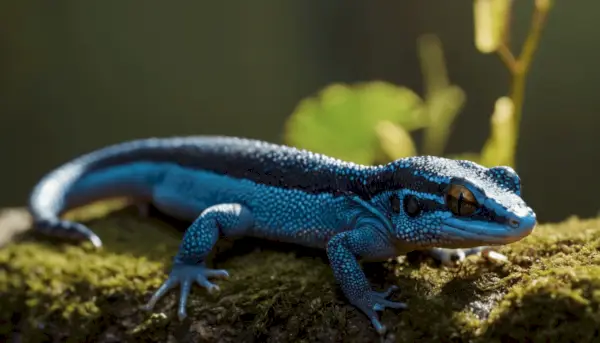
[28,136,537,335]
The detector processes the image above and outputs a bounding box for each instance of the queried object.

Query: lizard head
[365,157,537,250]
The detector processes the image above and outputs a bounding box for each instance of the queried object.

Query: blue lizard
[28,136,537,334]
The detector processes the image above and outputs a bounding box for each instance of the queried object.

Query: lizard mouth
[440,217,535,246]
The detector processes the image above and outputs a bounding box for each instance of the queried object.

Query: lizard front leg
[326,227,406,335]
[144,203,254,320]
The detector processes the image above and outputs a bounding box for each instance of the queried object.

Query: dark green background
[0,1,598,223]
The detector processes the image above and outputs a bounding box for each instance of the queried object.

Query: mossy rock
[0,203,599,342]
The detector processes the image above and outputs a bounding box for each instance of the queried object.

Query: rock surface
[1,203,599,342]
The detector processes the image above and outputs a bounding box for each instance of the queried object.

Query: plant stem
[497,44,517,73]
[497,0,552,165]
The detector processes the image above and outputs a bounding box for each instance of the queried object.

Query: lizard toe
[352,289,407,335]
[144,262,230,318]
[374,285,399,298]
[360,306,387,335]
[372,286,406,311]
[372,298,407,311]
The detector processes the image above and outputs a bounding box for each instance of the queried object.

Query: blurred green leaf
[418,34,450,97]
[473,0,511,54]
[375,120,417,160]
[418,34,467,156]
[284,81,425,164]
[535,0,552,11]
[480,96,516,167]
[422,85,466,156]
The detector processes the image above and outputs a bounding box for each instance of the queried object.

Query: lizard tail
[28,140,167,248]
[29,160,105,247]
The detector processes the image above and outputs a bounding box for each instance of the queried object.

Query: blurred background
[0,1,597,223]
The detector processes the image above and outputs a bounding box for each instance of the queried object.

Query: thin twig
[497,0,517,72]
[497,44,517,73]
[516,1,551,74]
[509,1,552,140]
[495,0,552,166]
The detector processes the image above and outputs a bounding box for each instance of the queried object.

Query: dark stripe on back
[75,136,447,199]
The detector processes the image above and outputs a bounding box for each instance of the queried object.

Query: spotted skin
[326,227,407,333]
[28,136,537,335]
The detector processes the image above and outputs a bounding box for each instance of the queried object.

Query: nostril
[509,218,520,228]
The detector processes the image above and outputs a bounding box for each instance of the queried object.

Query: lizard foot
[352,285,407,335]
[426,247,508,266]
[143,262,229,320]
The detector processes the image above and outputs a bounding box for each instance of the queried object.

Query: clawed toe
[143,276,179,311]
[352,286,407,335]
[372,289,408,311]
[369,314,387,335]
[144,263,229,319]
[373,299,407,311]
[372,285,405,310]
[204,269,229,278]
[195,276,216,290]
[375,285,398,298]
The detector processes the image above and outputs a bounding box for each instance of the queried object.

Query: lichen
[0,205,599,343]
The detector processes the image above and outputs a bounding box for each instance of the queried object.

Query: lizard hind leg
[143,203,254,320]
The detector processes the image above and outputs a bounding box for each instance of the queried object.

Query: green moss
[1,206,599,342]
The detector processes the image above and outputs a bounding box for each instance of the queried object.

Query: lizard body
[28,135,537,334]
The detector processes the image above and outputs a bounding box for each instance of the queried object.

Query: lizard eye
[445,184,479,216]
[403,194,421,217]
